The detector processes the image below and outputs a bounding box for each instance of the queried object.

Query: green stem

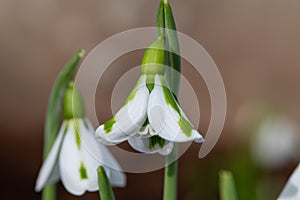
[157,1,180,199]
[97,166,116,200]
[163,144,178,200]
[42,49,84,200]
[42,186,56,200]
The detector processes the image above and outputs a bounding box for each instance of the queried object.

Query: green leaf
[219,170,239,200]
[97,166,116,200]
[156,0,165,37]
[42,49,84,200]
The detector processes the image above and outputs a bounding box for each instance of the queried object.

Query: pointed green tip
[219,170,238,200]
[98,166,105,174]
[77,49,85,58]
[219,170,230,178]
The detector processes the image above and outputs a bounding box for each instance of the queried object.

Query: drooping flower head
[96,37,204,155]
[35,82,126,196]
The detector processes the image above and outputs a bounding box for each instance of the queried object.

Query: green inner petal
[142,118,149,127]
[146,75,155,92]
[149,135,165,149]
[104,117,116,133]
[79,162,88,180]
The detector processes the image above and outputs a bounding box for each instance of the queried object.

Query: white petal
[59,119,88,196]
[137,123,158,138]
[81,119,126,188]
[96,75,149,145]
[138,123,150,136]
[278,164,300,200]
[35,121,66,192]
[128,136,173,155]
[148,75,204,143]
[159,142,174,156]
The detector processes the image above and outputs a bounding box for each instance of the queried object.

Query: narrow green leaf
[156,0,165,37]
[42,49,84,200]
[157,0,181,96]
[219,170,239,200]
[97,166,116,200]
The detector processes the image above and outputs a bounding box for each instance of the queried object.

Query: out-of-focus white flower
[35,83,126,196]
[250,116,299,169]
[278,163,300,200]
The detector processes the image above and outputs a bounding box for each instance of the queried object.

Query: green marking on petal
[178,115,193,137]
[139,118,149,133]
[104,117,116,133]
[160,76,180,114]
[79,162,88,180]
[103,76,145,134]
[146,75,155,92]
[123,76,145,106]
[73,119,81,149]
[159,76,194,137]
[63,121,69,135]
[149,135,166,149]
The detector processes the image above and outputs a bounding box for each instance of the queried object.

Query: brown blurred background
[1,0,300,199]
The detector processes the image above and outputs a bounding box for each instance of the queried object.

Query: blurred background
[1,0,300,199]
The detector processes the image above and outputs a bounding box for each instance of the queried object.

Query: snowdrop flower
[250,116,299,169]
[278,163,300,200]
[96,37,204,155]
[35,83,126,196]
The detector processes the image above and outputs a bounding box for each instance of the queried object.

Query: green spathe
[63,82,85,119]
[149,135,166,149]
